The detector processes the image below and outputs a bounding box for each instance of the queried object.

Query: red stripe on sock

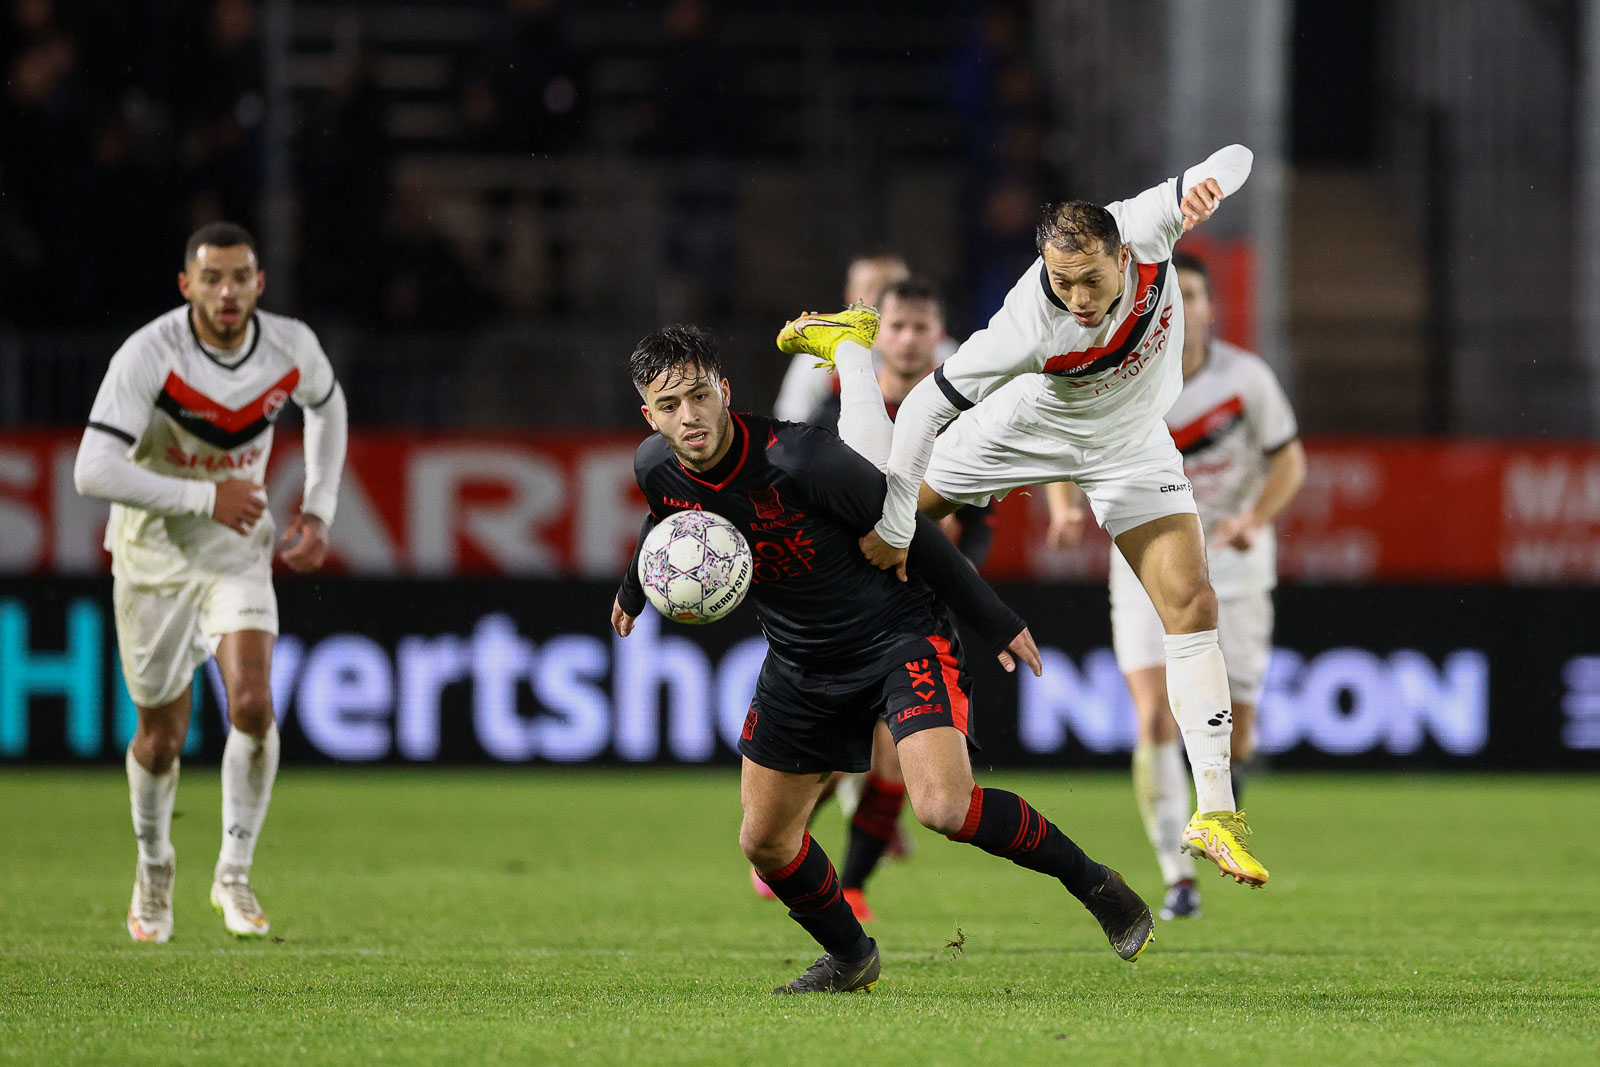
[949,784,984,842]
[852,774,908,840]
[764,830,812,884]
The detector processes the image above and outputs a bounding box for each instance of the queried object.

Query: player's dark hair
[184,221,258,267]
[629,324,726,398]
[879,277,945,319]
[1172,250,1211,294]
[1035,201,1122,256]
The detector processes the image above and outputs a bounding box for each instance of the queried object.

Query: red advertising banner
[3,431,1597,583]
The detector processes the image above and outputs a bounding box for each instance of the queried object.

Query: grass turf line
[1,769,1596,1065]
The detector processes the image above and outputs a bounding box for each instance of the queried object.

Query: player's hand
[1180,177,1225,232]
[995,627,1043,677]
[278,512,330,572]
[212,479,266,535]
[1211,514,1259,552]
[859,529,909,582]
[1045,505,1088,550]
[611,597,638,637]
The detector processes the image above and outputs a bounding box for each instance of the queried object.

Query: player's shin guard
[127,746,178,865]
[947,785,1107,901]
[1133,741,1195,886]
[760,831,872,960]
[840,774,906,890]
[833,340,895,473]
[1163,630,1237,813]
[219,721,280,869]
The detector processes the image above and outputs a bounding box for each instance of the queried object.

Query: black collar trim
[189,311,261,371]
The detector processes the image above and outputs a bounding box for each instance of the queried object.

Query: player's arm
[73,340,255,528]
[1110,144,1254,259]
[280,326,348,572]
[869,305,1042,561]
[612,512,657,637]
[798,429,1040,674]
[1043,481,1090,549]
[1214,360,1304,551]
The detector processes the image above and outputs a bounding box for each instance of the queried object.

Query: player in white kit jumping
[778,145,1272,887]
[73,222,348,942]
[1047,252,1305,916]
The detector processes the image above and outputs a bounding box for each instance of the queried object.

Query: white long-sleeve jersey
[876,144,1254,547]
[74,306,347,584]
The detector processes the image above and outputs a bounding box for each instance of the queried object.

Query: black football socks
[759,831,873,959]
[947,785,1107,901]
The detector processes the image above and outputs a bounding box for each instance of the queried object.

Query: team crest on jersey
[263,389,290,422]
[1134,283,1159,316]
[748,486,785,520]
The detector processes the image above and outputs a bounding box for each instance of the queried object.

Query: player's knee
[908,785,973,837]
[227,685,274,736]
[738,824,799,871]
[1165,580,1218,633]
[136,725,184,773]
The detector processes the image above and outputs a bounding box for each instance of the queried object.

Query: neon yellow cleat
[1182,810,1269,887]
[775,301,880,371]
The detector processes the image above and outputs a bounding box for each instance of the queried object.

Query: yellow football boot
[1181,810,1269,887]
[775,301,880,371]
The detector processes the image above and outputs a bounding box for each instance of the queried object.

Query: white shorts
[1108,559,1275,706]
[112,573,278,707]
[926,404,1197,539]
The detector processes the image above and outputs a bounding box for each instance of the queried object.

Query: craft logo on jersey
[748,486,785,521]
[1133,283,1159,316]
[263,388,290,422]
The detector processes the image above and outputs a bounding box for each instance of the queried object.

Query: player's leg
[1110,556,1199,915]
[776,302,893,467]
[208,628,277,937]
[115,577,207,944]
[1217,591,1273,797]
[837,722,907,921]
[884,631,1153,961]
[1115,513,1266,886]
[126,693,188,943]
[741,759,880,994]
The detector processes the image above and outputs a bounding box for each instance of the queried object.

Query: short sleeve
[86,336,160,445]
[289,321,338,409]
[1244,358,1298,454]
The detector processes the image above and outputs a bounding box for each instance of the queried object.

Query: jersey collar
[189,310,262,371]
[676,412,750,491]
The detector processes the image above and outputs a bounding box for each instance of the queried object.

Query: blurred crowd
[1,0,1060,336]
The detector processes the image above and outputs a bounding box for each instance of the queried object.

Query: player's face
[875,295,944,377]
[1042,242,1130,329]
[641,365,734,471]
[179,244,265,347]
[1177,267,1213,343]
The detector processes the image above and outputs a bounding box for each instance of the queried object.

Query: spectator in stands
[375,184,498,330]
[456,0,589,154]
[171,0,265,231]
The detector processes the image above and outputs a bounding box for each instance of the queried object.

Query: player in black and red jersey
[610,325,1153,995]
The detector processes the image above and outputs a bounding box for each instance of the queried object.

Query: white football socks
[1163,629,1237,813]
[127,746,178,865]
[832,339,895,473]
[218,721,280,870]
[1133,740,1196,885]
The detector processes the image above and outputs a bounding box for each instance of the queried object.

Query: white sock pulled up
[832,340,895,473]
[1163,629,1236,813]
[127,746,178,866]
[218,720,280,870]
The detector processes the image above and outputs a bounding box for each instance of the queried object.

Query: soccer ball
[638,510,753,624]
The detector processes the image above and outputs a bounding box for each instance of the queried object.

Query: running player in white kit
[73,223,348,942]
[778,145,1272,886]
[1047,252,1305,917]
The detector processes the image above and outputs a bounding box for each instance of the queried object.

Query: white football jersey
[1110,338,1298,599]
[86,306,338,584]
[877,146,1253,546]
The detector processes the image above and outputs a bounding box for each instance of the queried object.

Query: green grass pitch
[2,769,1596,1065]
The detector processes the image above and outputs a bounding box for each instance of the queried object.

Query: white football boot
[127,855,175,943]
[210,864,270,938]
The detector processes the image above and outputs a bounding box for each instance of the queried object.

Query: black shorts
[738,625,973,775]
